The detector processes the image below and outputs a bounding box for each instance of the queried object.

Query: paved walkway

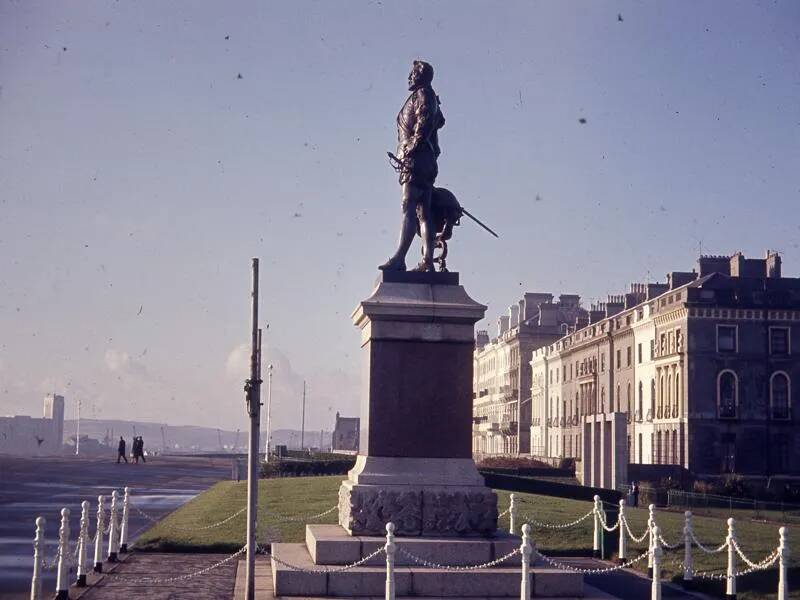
[78,552,238,600]
[0,454,231,595]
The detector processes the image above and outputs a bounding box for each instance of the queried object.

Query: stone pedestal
[338,271,498,537]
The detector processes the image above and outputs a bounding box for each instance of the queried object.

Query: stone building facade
[473,292,586,456]
[531,252,800,478]
[331,412,359,454]
[0,394,65,456]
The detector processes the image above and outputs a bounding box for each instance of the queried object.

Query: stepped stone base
[271,525,584,598]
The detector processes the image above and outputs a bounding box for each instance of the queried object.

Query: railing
[28,486,339,599]
[666,489,800,523]
[503,493,789,600]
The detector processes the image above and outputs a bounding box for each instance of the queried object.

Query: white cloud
[105,349,130,372]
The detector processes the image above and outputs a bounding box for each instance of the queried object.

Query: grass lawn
[135,476,797,599]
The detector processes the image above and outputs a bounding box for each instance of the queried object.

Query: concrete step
[307,524,522,567]
[272,543,583,598]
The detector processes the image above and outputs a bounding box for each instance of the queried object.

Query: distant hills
[63,418,332,452]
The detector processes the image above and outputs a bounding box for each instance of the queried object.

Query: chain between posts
[596,507,621,532]
[521,510,594,530]
[260,544,387,573]
[536,548,650,574]
[397,546,521,571]
[133,505,247,529]
[689,529,728,554]
[621,515,650,543]
[669,551,779,581]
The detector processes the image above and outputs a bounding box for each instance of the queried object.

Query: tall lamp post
[264,364,274,461]
[244,258,262,600]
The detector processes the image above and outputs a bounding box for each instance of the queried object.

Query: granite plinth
[343,277,495,537]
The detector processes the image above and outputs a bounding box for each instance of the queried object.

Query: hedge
[479,471,621,505]
[260,457,355,478]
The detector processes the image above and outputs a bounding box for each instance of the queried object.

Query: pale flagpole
[75,398,81,455]
[300,381,306,451]
[244,258,262,600]
[264,363,273,460]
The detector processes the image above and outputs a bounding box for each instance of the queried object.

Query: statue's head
[408,60,434,91]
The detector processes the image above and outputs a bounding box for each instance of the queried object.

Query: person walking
[117,436,128,463]
[632,480,640,507]
[138,437,146,463]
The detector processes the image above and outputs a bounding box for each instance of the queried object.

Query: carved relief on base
[422,488,498,536]
[339,482,498,537]
[339,483,422,536]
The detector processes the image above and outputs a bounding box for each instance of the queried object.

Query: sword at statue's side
[461,208,499,238]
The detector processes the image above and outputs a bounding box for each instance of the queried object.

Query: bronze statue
[380,60,445,273]
[380,61,498,273]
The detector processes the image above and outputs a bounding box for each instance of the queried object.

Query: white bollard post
[682,511,693,587]
[520,523,532,600]
[593,495,601,558]
[94,495,105,573]
[647,503,656,577]
[30,516,45,600]
[651,525,662,600]
[108,490,119,562]
[55,507,70,600]
[76,500,90,586]
[384,522,396,600]
[120,486,130,553]
[725,517,736,600]
[778,527,789,600]
[510,493,518,535]
[618,499,627,564]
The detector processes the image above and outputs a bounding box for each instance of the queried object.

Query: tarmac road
[0,454,232,597]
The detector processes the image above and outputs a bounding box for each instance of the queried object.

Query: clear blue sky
[1,1,798,432]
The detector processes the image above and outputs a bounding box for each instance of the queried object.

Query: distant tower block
[44,394,65,449]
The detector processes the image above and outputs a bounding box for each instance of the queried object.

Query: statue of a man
[380,60,445,272]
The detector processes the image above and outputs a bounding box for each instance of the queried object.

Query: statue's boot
[379,258,406,271]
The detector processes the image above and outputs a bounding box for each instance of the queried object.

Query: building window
[601,353,605,371]
[616,384,621,412]
[721,433,736,473]
[638,381,643,419]
[626,346,631,367]
[638,343,642,364]
[717,325,737,353]
[674,373,681,418]
[771,372,790,420]
[718,370,738,419]
[627,383,632,416]
[650,340,654,360]
[650,379,655,417]
[770,328,790,355]
[616,349,621,369]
